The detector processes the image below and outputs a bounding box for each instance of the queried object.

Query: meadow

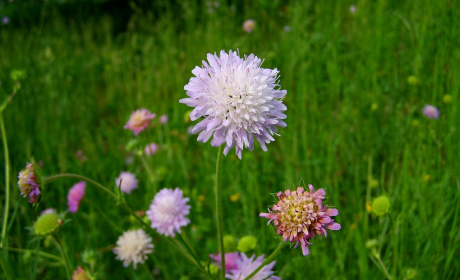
[0,0,459,279]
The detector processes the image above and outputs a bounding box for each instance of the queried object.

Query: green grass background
[1,0,459,279]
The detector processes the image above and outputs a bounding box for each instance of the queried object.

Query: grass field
[1,0,459,279]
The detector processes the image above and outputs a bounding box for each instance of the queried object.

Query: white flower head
[180,50,287,159]
[113,229,154,269]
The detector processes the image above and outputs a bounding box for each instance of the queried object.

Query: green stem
[85,199,124,233]
[3,247,63,263]
[139,153,155,184]
[0,114,10,249]
[243,242,285,280]
[43,174,117,200]
[372,249,392,280]
[215,145,225,280]
[53,234,72,280]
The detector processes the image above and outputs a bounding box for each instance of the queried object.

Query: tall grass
[0,0,459,279]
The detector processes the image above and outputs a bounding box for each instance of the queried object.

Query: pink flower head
[115,172,138,194]
[144,143,159,156]
[17,163,40,203]
[72,266,90,280]
[159,115,168,124]
[179,50,287,159]
[124,109,155,135]
[146,188,190,237]
[226,253,280,280]
[349,5,356,14]
[210,252,240,273]
[67,181,86,213]
[260,184,340,256]
[243,19,255,33]
[423,104,440,119]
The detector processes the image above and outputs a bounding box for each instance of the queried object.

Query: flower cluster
[146,188,190,237]
[17,163,40,203]
[260,184,340,255]
[180,50,287,159]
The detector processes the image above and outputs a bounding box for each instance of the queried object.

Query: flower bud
[371,196,390,216]
[35,213,61,235]
[237,236,257,253]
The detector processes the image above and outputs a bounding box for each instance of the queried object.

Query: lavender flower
[41,208,57,215]
[349,5,356,14]
[2,17,9,25]
[144,143,159,156]
[124,109,155,135]
[115,172,138,194]
[67,181,86,213]
[260,184,340,255]
[422,104,440,119]
[113,229,154,269]
[17,163,40,203]
[159,114,168,124]
[226,253,280,280]
[243,19,255,33]
[180,50,287,159]
[146,188,190,237]
[210,252,240,273]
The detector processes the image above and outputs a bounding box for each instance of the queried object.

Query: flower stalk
[215,145,225,280]
[53,234,72,280]
[0,115,10,249]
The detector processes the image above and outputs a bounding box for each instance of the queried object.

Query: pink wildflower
[210,252,240,273]
[41,208,56,215]
[226,253,280,280]
[146,188,190,237]
[144,143,159,156]
[159,115,168,124]
[67,181,86,213]
[72,266,90,280]
[423,104,440,119]
[124,109,155,135]
[115,172,138,194]
[17,163,40,203]
[243,19,255,33]
[349,5,356,14]
[260,184,340,255]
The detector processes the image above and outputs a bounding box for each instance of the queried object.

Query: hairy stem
[0,115,10,249]
[215,145,225,280]
[53,234,72,280]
